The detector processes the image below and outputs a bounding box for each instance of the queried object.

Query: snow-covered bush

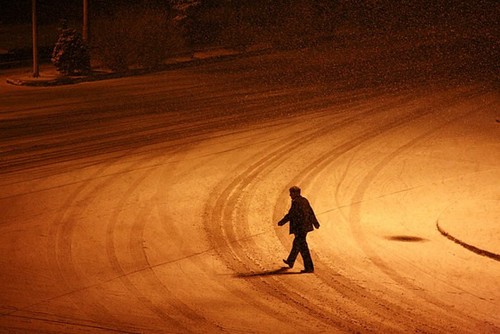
[51,26,90,75]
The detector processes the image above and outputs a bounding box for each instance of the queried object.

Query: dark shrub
[181,0,342,51]
[92,6,184,71]
[92,9,138,72]
[134,8,185,69]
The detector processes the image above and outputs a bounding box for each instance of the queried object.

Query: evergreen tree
[51,22,90,75]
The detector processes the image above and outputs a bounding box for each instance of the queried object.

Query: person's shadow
[234,267,302,278]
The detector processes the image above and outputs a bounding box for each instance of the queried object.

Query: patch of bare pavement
[0,37,498,333]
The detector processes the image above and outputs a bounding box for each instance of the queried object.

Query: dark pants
[286,233,314,271]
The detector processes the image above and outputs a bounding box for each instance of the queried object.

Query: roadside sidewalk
[4,45,270,87]
[6,65,148,87]
[6,64,91,86]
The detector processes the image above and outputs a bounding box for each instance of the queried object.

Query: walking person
[277,186,320,273]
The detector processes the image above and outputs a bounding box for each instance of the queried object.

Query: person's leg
[297,233,314,272]
[285,235,300,267]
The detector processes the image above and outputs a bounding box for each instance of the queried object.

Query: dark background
[1,0,498,27]
[0,0,498,76]
[1,0,175,24]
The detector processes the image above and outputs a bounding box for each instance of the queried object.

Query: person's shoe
[283,259,293,268]
[300,268,314,273]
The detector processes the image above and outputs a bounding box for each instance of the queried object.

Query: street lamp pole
[32,0,39,77]
[83,0,90,43]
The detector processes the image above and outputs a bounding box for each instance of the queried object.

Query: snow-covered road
[1,44,498,333]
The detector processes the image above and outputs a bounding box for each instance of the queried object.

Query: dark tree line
[182,0,343,49]
[180,0,497,49]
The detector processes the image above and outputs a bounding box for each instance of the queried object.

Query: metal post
[83,0,89,43]
[32,0,39,77]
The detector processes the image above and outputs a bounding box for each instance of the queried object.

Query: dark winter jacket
[278,195,320,235]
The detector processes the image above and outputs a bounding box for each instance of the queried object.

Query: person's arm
[305,199,320,229]
[312,215,320,229]
[277,214,289,226]
[310,206,320,229]
[278,200,298,226]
